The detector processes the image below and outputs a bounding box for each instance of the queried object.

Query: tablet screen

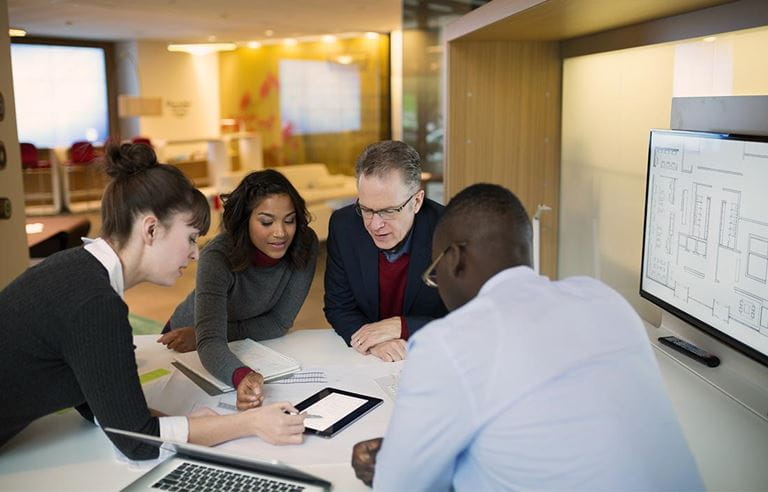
[302,392,368,432]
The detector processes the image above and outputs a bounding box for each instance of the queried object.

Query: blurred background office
[0,0,489,328]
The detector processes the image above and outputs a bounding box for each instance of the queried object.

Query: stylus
[286,411,322,418]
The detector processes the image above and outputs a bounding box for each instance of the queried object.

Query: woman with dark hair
[0,145,306,460]
[159,169,318,411]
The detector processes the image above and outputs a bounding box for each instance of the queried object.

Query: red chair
[20,143,51,169]
[131,136,152,148]
[68,141,96,165]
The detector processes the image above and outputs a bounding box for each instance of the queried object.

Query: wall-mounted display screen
[279,59,361,135]
[11,43,109,147]
[640,129,768,366]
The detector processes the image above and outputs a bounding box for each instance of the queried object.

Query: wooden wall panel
[446,40,561,277]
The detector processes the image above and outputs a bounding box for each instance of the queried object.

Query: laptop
[105,428,332,492]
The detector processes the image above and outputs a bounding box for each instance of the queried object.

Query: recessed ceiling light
[247,41,262,49]
[167,43,237,55]
[703,36,717,43]
[9,28,27,37]
[265,29,274,37]
[208,35,217,42]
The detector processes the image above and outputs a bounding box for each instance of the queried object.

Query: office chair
[68,141,96,165]
[20,142,51,169]
[131,136,153,148]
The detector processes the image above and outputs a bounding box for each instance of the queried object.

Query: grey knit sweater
[0,247,160,459]
[169,233,318,384]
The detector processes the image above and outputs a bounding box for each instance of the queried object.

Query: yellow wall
[559,26,768,324]
[219,37,390,175]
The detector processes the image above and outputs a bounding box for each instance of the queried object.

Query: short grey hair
[355,140,421,190]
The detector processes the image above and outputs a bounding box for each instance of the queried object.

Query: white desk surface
[3,326,768,491]
[0,329,396,491]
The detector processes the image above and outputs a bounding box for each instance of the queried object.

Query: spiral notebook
[173,339,300,395]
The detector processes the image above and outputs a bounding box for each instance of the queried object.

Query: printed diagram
[644,136,768,339]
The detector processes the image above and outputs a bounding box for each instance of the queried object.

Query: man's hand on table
[351,317,401,353]
[368,339,407,362]
[352,437,383,486]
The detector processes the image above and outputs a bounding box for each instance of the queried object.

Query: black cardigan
[0,247,160,459]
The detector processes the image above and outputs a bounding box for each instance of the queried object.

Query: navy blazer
[323,199,448,345]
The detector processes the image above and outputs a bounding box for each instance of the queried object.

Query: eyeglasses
[422,241,467,288]
[355,191,419,221]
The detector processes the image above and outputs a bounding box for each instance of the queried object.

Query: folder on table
[173,339,300,396]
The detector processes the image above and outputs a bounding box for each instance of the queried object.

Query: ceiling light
[322,35,336,43]
[703,36,717,43]
[247,41,262,49]
[265,29,274,37]
[283,38,298,46]
[167,43,237,55]
[365,32,379,40]
[207,35,217,42]
[9,28,27,37]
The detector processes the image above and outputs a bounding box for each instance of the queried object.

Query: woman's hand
[236,371,264,410]
[245,402,306,445]
[157,327,197,353]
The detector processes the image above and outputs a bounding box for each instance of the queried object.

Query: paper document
[267,370,327,385]
[374,374,399,401]
[174,339,300,392]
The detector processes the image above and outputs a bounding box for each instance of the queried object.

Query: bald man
[352,184,702,491]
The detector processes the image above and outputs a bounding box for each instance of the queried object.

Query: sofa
[272,163,357,241]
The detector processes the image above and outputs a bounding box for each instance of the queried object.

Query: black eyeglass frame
[354,191,419,221]
[422,241,468,288]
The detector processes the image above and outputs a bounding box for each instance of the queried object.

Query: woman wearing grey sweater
[159,170,318,412]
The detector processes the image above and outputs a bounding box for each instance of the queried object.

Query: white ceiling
[7,0,402,43]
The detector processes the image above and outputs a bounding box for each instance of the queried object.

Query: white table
[0,329,398,491]
[4,325,768,491]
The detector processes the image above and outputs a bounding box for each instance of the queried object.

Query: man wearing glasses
[324,140,447,362]
[351,184,702,490]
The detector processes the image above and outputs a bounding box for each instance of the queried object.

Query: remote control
[658,336,720,367]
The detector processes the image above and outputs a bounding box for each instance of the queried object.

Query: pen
[286,411,322,418]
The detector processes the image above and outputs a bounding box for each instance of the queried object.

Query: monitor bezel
[640,128,768,368]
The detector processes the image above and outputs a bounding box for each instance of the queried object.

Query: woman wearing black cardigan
[0,143,306,460]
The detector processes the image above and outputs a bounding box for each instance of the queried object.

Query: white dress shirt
[374,266,703,491]
[83,238,189,447]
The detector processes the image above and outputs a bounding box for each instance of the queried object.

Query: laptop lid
[104,427,332,489]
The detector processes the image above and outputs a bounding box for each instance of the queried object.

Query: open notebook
[173,339,300,395]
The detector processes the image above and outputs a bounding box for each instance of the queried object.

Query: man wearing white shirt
[352,183,703,491]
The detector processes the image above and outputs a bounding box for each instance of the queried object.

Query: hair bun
[103,142,158,179]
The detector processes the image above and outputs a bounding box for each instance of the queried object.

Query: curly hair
[221,169,316,272]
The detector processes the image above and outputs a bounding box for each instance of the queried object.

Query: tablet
[294,387,383,438]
